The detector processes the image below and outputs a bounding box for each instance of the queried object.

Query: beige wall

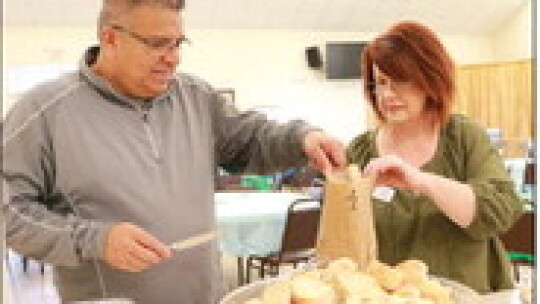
[4,2,532,141]
[3,27,495,67]
[2,11,528,142]
[490,1,532,62]
[0,2,532,141]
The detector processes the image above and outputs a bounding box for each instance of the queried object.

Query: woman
[348,21,524,293]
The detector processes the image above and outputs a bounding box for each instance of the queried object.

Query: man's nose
[161,48,180,66]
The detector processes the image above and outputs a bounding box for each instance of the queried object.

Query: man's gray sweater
[3,47,313,303]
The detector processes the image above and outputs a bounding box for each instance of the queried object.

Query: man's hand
[303,131,347,175]
[104,222,172,272]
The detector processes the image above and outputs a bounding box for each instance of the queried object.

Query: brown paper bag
[316,165,377,271]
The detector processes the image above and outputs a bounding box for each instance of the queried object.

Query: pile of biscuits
[243,258,452,304]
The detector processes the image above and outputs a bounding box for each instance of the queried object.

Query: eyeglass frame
[109,24,190,53]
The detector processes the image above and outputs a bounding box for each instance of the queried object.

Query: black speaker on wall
[305,46,322,69]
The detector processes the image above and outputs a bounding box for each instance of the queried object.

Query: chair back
[524,162,536,185]
[500,212,534,256]
[280,198,321,254]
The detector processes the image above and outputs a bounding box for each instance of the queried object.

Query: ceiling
[4,0,529,35]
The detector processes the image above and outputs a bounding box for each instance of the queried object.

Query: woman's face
[372,65,427,124]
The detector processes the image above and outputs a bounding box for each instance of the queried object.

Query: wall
[490,1,532,62]
[3,26,494,143]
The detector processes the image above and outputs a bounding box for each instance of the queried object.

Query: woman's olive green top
[347,114,524,293]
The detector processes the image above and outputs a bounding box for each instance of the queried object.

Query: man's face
[105,6,185,99]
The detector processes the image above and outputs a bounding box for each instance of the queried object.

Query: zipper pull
[142,112,149,122]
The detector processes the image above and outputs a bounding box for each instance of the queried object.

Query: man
[2,0,346,303]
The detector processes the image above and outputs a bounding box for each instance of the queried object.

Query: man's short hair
[98,0,185,31]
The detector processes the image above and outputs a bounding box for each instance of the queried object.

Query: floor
[3,250,535,303]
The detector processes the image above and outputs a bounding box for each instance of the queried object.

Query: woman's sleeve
[346,132,372,169]
[459,120,525,240]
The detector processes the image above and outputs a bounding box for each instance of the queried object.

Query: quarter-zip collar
[78,46,173,109]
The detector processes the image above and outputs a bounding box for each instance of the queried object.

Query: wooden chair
[499,212,534,281]
[245,198,321,283]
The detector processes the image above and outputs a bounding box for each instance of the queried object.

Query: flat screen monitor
[326,42,366,79]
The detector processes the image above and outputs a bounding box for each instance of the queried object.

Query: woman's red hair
[361,21,455,124]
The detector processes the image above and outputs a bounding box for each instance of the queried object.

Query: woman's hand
[363,155,427,193]
[364,155,476,227]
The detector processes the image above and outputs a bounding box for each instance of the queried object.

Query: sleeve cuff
[462,180,524,240]
[81,220,116,261]
[291,124,323,163]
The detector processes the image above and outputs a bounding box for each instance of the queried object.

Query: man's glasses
[110,24,190,54]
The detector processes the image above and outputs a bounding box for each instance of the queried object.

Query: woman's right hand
[363,155,428,194]
[104,222,172,272]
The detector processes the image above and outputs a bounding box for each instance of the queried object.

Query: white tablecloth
[215,192,310,257]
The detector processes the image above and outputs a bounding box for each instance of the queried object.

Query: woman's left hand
[363,155,427,193]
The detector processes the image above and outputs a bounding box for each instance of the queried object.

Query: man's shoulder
[175,72,215,94]
[10,71,84,116]
[3,71,84,139]
[173,73,224,110]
